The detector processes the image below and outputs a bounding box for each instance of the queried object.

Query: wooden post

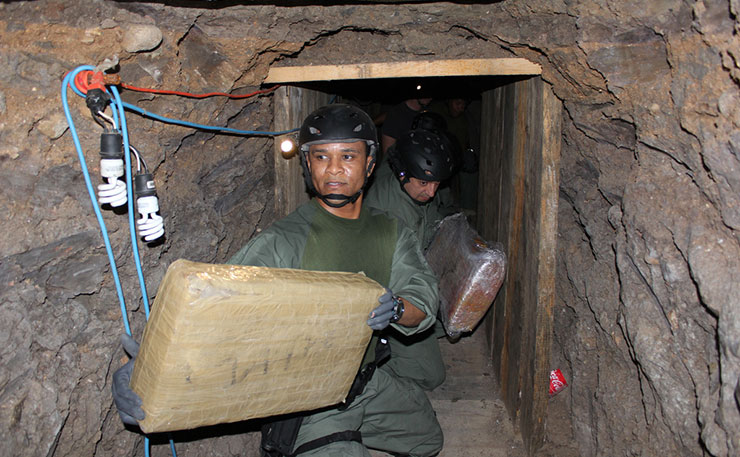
[478,77,561,454]
[272,87,331,217]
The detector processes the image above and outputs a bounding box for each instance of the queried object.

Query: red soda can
[549,369,567,397]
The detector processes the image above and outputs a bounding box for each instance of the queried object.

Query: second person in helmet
[364,127,458,392]
[365,128,458,251]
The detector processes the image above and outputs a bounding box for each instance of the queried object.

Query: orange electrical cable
[119,83,280,99]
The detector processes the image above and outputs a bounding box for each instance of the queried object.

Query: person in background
[364,128,457,392]
[381,97,433,155]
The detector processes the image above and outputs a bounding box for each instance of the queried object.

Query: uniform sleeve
[389,225,440,336]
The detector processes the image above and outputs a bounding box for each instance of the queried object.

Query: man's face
[403,177,440,204]
[449,98,466,117]
[307,141,372,205]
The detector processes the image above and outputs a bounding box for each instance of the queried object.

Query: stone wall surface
[0,1,738,456]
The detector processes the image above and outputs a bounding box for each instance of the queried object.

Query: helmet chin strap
[319,191,362,208]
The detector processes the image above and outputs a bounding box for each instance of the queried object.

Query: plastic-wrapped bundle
[130,259,384,433]
[425,213,507,336]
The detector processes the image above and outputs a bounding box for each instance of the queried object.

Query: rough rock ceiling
[115,0,505,6]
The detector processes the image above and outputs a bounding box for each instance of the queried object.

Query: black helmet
[298,104,378,208]
[411,111,462,173]
[411,111,448,133]
[388,129,456,184]
[299,104,378,156]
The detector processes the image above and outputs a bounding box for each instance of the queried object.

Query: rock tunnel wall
[0,1,738,456]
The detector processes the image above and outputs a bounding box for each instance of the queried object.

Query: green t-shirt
[302,201,396,286]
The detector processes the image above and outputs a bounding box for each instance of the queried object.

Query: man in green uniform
[364,129,457,392]
[112,104,443,457]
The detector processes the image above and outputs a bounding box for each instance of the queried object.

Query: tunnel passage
[264,58,562,453]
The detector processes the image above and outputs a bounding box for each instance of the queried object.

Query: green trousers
[294,369,443,457]
[381,325,446,391]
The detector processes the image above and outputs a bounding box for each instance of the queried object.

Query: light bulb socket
[100,131,123,159]
[134,173,157,198]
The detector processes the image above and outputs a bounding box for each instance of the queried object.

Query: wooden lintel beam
[264,58,541,83]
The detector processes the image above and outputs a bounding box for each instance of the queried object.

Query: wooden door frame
[269,58,542,218]
[268,60,561,456]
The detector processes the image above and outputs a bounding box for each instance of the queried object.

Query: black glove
[367,289,403,330]
[111,334,145,426]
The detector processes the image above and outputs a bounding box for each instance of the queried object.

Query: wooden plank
[477,77,561,454]
[496,84,518,393]
[501,79,529,426]
[272,87,331,217]
[265,58,541,83]
[517,77,545,453]
[522,80,561,454]
[479,84,514,393]
[272,86,300,218]
[427,329,526,457]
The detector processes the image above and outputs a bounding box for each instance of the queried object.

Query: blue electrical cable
[118,100,299,135]
[65,64,299,457]
[111,98,121,130]
[109,85,178,457]
[63,65,176,457]
[61,66,132,337]
[109,85,166,457]
[68,77,298,136]
[109,85,151,320]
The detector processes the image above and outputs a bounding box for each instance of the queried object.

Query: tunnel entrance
[265,58,562,454]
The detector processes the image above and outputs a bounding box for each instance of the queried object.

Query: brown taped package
[425,213,507,336]
[130,259,385,434]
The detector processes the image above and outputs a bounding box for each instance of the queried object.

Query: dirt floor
[373,327,578,457]
[370,328,526,457]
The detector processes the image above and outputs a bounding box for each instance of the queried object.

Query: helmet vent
[309,127,321,135]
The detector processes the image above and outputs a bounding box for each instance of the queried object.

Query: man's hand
[367,289,401,330]
[111,334,145,426]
